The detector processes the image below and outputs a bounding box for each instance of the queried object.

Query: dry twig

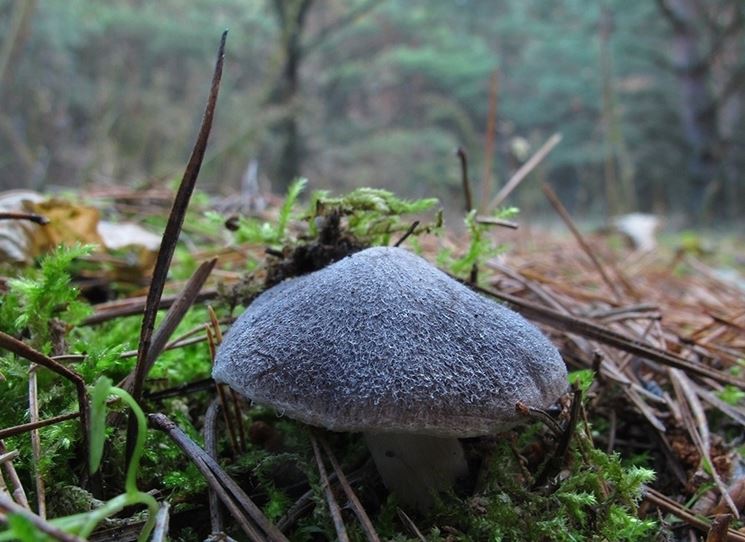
[309,433,350,542]
[148,412,289,542]
[127,30,227,464]
[0,493,84,542]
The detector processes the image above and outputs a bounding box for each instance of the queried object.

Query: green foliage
[568,369,595,395]
[0,379,158,542]
[420,426,657,541]
[1,244,93,350]
[89,377,111,474]
[0,245,98,491]
[4,514,46,542]
[278,178,307,239]
[438,207,518,279]
[717,385,745,406]
[310,187,439,245]
[226,177,308,248]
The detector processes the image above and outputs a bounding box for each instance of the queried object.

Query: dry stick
[480,70,499,210]
[393,220,420,247]
[697,388,745,428]
[0,441,28,508]
[0,450,19,465]
[0,411,79,441]
[120,334,209,360]
[0,493,85,542]
[588,303,660,319]
[0,467,7,499]
[276,466,361,532]
[319,437,380,542]
[533,386,582,488]
[669,368,739,518]
[82,289,218,326]
[204,399,225,535]
[489,133,562,209]
[397,508,427,542]
[207,306,224,344]
[145,377,214,401]
[475,216,519,229]
[50,354,86,363]
[150,501,171,542]
[208,306,246,452]
[643,487,745,542]
[207,326,239,455]
[541,182,623,302]
[0,211,49,224]
[706,514,733,542]
[456,147,473,212]
[515,401,563,438]
[468,283,745,389]
[119,259,217,395]
[195,457,267,542]
[487,261,669,431]
[0,332,90,468]
[28,364,45,518]
[670,368,711,454]
[707,312,745,334]
[309,434,350,542]
[228,389,247,453]
[126,30,227,464]
[148,412,289,542]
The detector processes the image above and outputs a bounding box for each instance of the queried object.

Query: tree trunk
[658,0,723,221]
[268,0,314,194]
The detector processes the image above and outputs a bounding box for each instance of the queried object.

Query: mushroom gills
[364,432,468,512]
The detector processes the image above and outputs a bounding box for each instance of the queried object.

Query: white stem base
[364,432,468,512]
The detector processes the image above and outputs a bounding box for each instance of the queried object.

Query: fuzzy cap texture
[213,246,567,437]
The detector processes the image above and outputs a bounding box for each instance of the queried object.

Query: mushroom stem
[364,432,468,512]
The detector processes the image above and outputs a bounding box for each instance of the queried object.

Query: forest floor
[1,183,744,541]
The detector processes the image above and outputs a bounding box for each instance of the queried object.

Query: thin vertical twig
[456,147,473,212]
[204,399,224,535]
[228,389,247,453]
[208,306,247,452]
[480,70,499,210]
[393,220,420,247]
[670,368,739,518]
[150,501,171,542]
[148,412,289,542]
[119,259,217,395]
[319,437,380,542]
[0,441,28,509]
[0,450,19,465]
[309,433,349,542]
[207,326,239,455]
[0,332,90,471]
[397,508,427,542]
[541,182,623,301]
[28,365,45,518]
[489,133,562,209]
[127,30,227,463]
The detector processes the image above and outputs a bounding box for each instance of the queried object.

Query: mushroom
[213,246,567,511]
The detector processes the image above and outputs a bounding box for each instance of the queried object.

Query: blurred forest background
[2,0,745,224]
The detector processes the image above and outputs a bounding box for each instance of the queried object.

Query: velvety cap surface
[213,247,567,437]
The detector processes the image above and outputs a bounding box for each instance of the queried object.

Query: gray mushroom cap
[213,246,567,438]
